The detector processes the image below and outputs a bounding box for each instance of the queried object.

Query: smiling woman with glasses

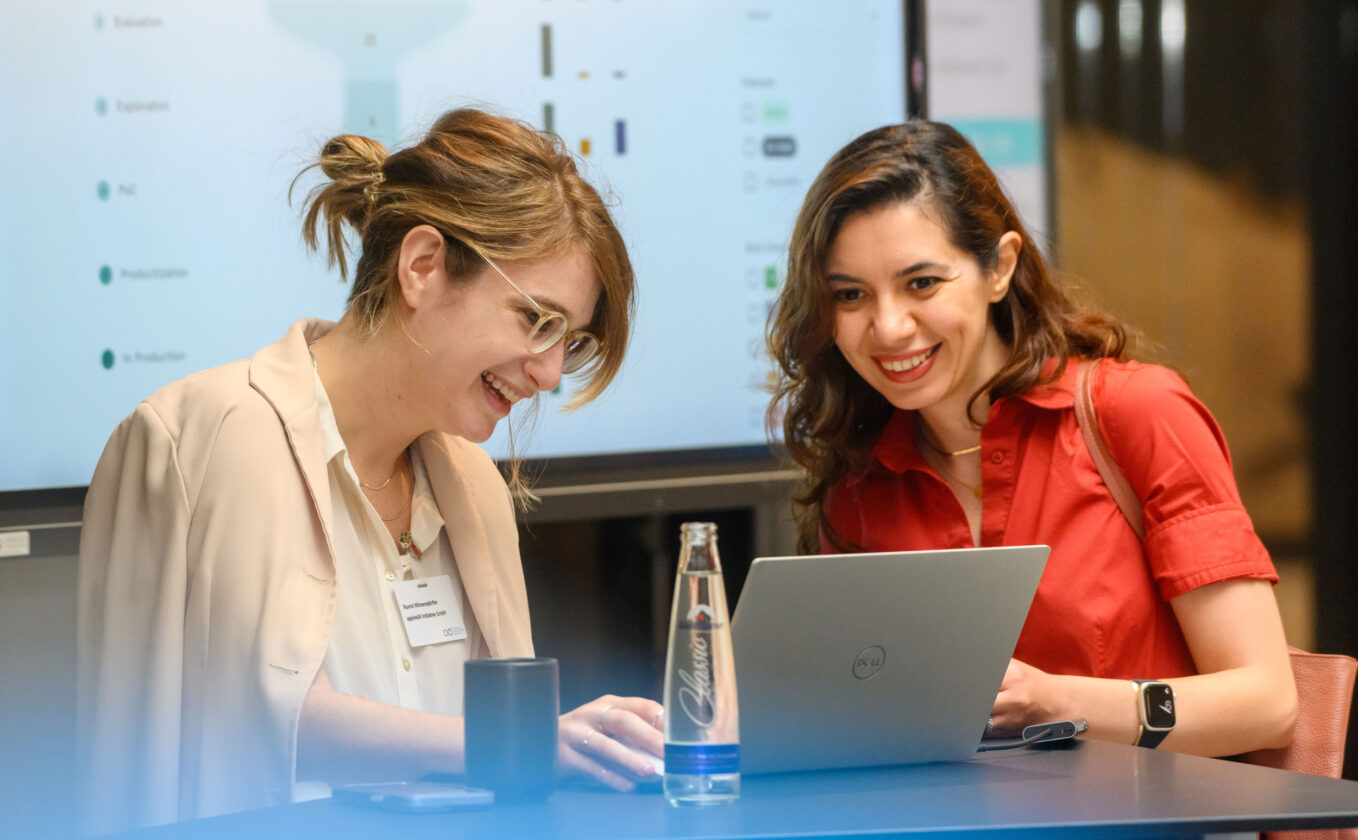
[77,108,660,836]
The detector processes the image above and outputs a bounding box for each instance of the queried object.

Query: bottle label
[677,632,717,726]
[664,743,740,775]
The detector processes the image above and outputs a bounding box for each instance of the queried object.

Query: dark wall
[1059,0,1307,200]
[1305,0,1358,779]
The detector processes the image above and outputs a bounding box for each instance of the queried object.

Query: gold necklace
[360,449,411,491]
[370,491,412,522]
[360,469,399,491]
[361,451,412,521]
[917,427,983,499]
[362,455,419,555]
[942,443,982,456]
[917,426,982,457]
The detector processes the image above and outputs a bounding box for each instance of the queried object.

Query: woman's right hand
[558,695,665,792]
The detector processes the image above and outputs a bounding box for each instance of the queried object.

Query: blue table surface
[126,740,1358,840]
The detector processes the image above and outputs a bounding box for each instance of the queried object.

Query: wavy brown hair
[768,120,1136,552]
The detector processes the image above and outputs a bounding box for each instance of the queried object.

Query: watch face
[1142,682,1176,729]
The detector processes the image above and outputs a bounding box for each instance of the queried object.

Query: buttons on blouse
[385,570,397,582]
[402,658,412,671]
[989,450,1006,464]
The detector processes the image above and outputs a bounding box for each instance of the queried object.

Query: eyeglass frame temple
[480,253,550,317]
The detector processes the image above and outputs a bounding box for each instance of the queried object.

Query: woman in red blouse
[767,121,1295,756]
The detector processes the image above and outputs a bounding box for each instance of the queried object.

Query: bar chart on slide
[536,22,632,161]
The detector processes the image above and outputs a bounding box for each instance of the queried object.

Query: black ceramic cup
[464,657,560,802]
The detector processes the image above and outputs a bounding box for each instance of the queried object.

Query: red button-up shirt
[822,360,1276,679]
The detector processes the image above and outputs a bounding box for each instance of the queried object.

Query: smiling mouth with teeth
[879,345,938,372]
[482,371,523,405]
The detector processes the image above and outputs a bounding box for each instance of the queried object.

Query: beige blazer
[76,319,533,835]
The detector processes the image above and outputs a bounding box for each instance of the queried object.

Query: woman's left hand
[558,695,665,792]
[989,658,1061,736]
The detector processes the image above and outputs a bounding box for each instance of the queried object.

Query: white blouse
[311,367,483,716]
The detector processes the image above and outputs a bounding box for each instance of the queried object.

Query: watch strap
[1136,725,1170,749]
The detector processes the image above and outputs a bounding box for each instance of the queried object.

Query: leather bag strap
[1074,360,1146,540]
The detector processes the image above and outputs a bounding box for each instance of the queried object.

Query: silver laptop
[732,545,1049,773]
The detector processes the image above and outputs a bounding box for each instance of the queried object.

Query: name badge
[393,575,466,647]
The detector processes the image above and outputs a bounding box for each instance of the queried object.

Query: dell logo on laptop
[853,645,886,680]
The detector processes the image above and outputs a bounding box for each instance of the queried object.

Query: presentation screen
[0,0,909,495]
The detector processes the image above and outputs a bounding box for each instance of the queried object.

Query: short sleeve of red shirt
[1093,362,1276,600]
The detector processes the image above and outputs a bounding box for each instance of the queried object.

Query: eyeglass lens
[525,311,598,374]
[560,334,599,374]
[526,314,567,353]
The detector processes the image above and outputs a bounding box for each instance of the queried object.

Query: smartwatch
[1133,680,1176,748]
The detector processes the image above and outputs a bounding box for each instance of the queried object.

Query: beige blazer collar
[248,319,338,584]
[416,433,505,657]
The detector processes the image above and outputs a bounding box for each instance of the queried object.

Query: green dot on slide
[99,266,112,285]
[101,350,115,370]
[95,97,108,116]
[97,181,110,201]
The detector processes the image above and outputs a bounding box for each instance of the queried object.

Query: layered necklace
[310,342,419,556]
[359,449,417,554]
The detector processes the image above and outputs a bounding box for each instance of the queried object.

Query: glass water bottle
[662,521,740,806]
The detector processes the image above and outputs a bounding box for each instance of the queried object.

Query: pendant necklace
[313,342,419,556]
[360,450,418,554]
[397,530,421,558]
[370,488,418,557]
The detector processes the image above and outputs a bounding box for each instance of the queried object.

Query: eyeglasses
[479,252,601,375]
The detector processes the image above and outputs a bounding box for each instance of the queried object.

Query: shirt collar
[867,357,1082,476]
[407,446,446,555]
[869,410,928,476]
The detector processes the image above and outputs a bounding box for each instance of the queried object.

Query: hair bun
[293,132,391,281]
[318,133,388,189]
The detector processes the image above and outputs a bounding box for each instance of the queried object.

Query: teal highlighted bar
[949,118,1044,169]
[761,100,790,124]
